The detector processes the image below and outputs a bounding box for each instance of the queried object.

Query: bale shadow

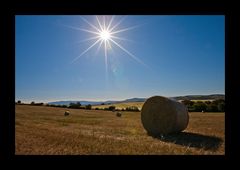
[149,131,223,150]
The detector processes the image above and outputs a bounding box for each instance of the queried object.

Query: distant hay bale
[64,111,70,116]
[141,96,189,135]
[116,112,122,117]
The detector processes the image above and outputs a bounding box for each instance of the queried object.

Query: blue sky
[16,15,224,103]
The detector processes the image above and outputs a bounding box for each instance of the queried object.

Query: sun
[64,15,149,74]
[100,30,111,41]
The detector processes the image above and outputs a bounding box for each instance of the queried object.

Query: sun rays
[63,15,149,81]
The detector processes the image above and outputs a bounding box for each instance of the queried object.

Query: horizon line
[16,93,225,104]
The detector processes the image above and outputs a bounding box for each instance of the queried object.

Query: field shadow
[149,131,223,150]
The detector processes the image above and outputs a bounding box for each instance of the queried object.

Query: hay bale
[64,111,70,116]
[116,112,122,117]
[141,96,189,135]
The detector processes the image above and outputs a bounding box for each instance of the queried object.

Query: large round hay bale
[141,96,189,135]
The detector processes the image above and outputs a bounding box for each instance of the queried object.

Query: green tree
[109,106,116,111]
[69,102,81,109]
[86,104,92,110]
[217,102,225,112]
[17,100,21,104]
[212,99,224,105]
[207,104,218,112]
[205,101,212,105]
[126,106,140,112]
[181,100,194,111]
[181,100,194,106]
[192,102,207,112]
[206,99,225,112]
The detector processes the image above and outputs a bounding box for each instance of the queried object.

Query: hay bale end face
[141,96,189,135]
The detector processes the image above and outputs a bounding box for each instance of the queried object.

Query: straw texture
[141,96,189,135]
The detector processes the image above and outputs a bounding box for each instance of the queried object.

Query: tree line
[15,100,44,106]
[16,100,140,112]
[48,103,140,112]
[16,99,224,112]
[181,99,225,112]
[95,105,140,112]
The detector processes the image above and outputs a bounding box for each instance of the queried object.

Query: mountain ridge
[48,94,225,106]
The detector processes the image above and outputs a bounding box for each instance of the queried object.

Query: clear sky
[16,15,224,103]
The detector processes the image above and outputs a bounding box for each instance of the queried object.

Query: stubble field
[15,105,224,155]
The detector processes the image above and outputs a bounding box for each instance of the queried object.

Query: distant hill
[123,98,146,102]
[172,94,225,101]
[47,98,146,106]
[47,101,104,106]
[48,94,224,106]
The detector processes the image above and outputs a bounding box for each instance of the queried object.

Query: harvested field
[15,105,225,155]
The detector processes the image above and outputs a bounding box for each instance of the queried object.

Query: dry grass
[92,100,214,110]
[92,102,144,110]
[15,105,225,155]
